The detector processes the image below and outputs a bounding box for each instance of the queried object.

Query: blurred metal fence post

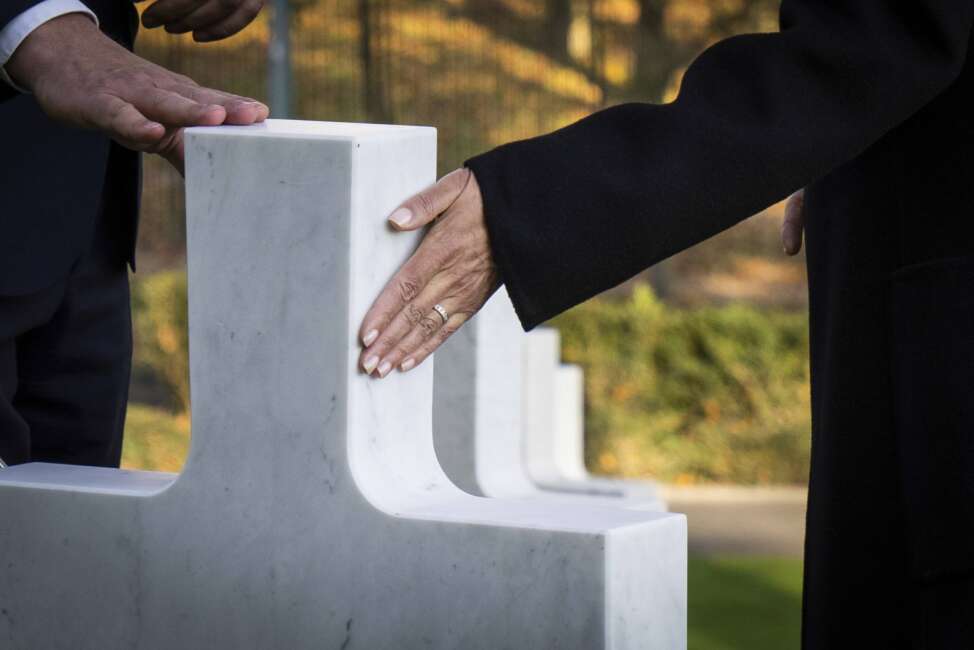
[268,0,292,117]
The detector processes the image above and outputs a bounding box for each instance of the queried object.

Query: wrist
[5,12,98,92]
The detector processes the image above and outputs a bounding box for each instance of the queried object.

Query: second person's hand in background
[782,189,805,256]
[140,0,264,42]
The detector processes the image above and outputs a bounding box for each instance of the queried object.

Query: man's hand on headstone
[359,168,500,378]
[140,0,264,42]
[4,13,268,174]
[782,189,805,255]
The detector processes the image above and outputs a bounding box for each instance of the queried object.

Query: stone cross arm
[0,120,685,649]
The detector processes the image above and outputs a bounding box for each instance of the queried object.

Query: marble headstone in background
[435,290,665,511]
[0,120,685,649]
[524,328,666,509]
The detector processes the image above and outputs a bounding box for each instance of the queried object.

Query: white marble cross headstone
[0,120,685,649]
[434,290,665,510]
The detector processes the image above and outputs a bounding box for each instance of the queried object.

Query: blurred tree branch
[450,0,778,103]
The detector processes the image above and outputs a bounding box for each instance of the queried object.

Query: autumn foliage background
[127,0,810,485]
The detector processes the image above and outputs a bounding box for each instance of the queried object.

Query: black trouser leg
[0,282,67,466]
[0,212,132,468]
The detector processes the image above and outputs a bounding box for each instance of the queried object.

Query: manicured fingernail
[377,361,392,377]
[400,358,415,372]
[363,329,378,346]
[363,355,379,373]
[389,208,412,228]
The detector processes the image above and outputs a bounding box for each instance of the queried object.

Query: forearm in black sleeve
[466,1,974,330]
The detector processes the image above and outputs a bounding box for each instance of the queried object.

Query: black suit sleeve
[0,0,47,31]
[0,1,47,102]
[466,1,974,329]
[0,1,133,103]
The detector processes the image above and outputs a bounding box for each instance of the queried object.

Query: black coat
[0,0,139,295]
[467,1,974,647]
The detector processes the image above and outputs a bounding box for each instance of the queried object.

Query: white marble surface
[555,363,591,482]
[0,120,685,649]
[435,291,665,511]
[433,287,539,498]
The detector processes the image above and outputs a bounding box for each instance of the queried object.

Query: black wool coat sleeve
[466,0,974,330]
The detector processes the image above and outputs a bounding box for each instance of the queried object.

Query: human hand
[358,168,500,378]
[782,189,805,255]
[5,13,268,173]
[139,0,264,42]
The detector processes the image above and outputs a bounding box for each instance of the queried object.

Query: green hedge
[131,270,190,412]
[130,273,810,484]
[553,286,810,484]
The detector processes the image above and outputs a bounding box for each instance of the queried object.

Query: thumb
[156,128,185,177]
[781,189,805,255]
[387,167,473,231]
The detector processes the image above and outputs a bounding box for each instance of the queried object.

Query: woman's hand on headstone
[358,168,500,378]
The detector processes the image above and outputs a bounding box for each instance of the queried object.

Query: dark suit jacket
[467,1,974,647]
[0,0,139,295]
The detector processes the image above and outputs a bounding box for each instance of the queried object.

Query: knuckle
[417,191,436,219]
[105,101,127,125]
[419,316,438,339]
[404,303,424,325]
[438,324,459,343]
[175,74,198,88]
[450,167,471,192]
[403,303,423,325]
[395,345,411,359]
[398,278,420,303]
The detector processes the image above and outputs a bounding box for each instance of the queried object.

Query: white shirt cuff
[0,0,99,93]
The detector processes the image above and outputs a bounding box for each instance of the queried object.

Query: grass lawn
[689,556,803,650]
[123,404,804,648]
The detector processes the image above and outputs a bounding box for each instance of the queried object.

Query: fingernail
[145,122,163,132]
[400,358,415,372]
[377,361,392,377]
[784,234,799,254]
[363,355,379,373]
[389,208,412,228]
[363,329,378,346]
